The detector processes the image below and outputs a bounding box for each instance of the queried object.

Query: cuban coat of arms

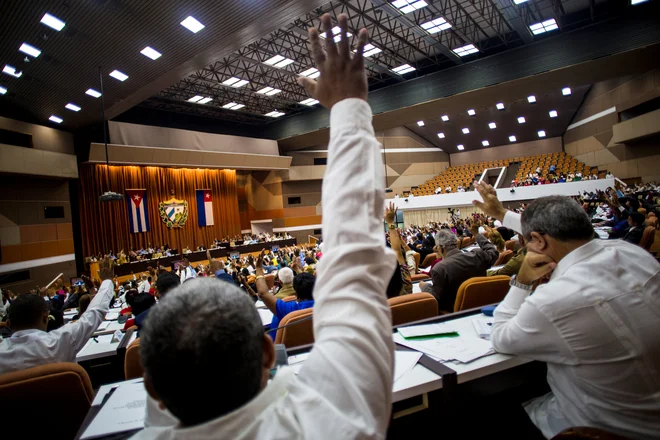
[158,197,189,228]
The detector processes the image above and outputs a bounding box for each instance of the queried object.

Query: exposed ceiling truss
[144,0,609,125]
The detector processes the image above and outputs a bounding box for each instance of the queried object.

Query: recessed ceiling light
[187,95,203,103]
[482,140,490,146]
[320,26,352,43]
[198,97,213,104]
[19,43,41,58]
[518,116,526,124]
[222,102,245,110]
[496,102,505,110]
[222,77,249,88]
[85,88,101,98]
[140,46,162,60]
[0,86,7,95]
[452,44,479,57]
[264,55,294,68]
[530,18,559,35]
[392,64,416,74]
[49,115,63,124]
[509,135,517,142]
[441,115,449,121]
[437,132,445,139]
[462,127,470,134]
[527,95,536,103]
[562,87,571,96]
[2,65,22,78]
[538,130,546,138]
[65,103,81,112]
[40,13,65,31]
[300,67,320,79]
[265,111,285,118]
[359,44,382,57]
[109,70,128,81]
[457,144,465,151]
[631,0,648,4]
[513,0,529,3]
[393,0,429,14]
[300,98,319,106]
[256,87,282,96]
[181,16,205,33]
[549,110,558,118]
[488,122,497,129]
[417,121,425,126]
[467,109,475,116]
[420,16,452,34]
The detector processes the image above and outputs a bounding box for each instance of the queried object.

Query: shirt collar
[551,239,602,280]
[11,328,45,338]
[445,249,462,259]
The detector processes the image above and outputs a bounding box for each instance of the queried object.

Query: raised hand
[384,201,397,225]
[255,249,266,276]
[98,258,115,281]
[297,13,368,110]
[207,249,224,274]
[472,181,507,221]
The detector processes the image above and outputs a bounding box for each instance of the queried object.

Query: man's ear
[144,374,167,410]
[528,232,548,251]
[262,333,276,374]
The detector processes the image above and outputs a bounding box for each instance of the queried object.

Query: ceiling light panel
[222,102,245,110]
[518,116,526,124]
[181,16,205,33]
[452,44,479,57]
[40,13,66,31]
[256,87,282,96]
[457,144,465,150]
[361,44,382,57]
[513,0,529,3]
[300,67,320,79]
[198,97,213,104]
[222,77,249,87]
[441,115,449,121]
[85,88,101,98]
[482,140,490,146]
[509,135,517,142]
[462,127,470,134]
[392,64,416,74]
[527,95,536,103]
[631,0,648,4]
[420,17,452,34]
[49,115,63,124]
[188,96,203,103]
[264,55,294,68]
[0,86,7,94]
[489,122,497,129]
[300,98,319,106]
[3,65,21,78]
[140,46,162,60]
[549,110,558,118]
[538,130,546,138]
[417,121,424,126]
[109,70,128,81]
[496,102,504,110]
[320,26,352,42]
[265,111,285,118]
[65,103,81,112]
[562,87,571,96]
[467,109,475,116]
[530,18,559,35]
[19,43,41,58]
[437,132,445,138]
[393,0,428,14]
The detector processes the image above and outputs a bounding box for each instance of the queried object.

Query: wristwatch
[509,275,534,291]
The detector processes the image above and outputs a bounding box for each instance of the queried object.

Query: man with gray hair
[274,267,295,299]
[132,14,397,440]
[420,221,499,312]
[473,181,660,440]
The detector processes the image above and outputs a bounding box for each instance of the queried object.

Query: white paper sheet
[258,309,273,326]
[81,382,147,439]
[393,333,494,363]
[397,322,457,339]
[255,300,266,309]
[472,316,494,340]
[105,312,119,321]
[97,322,110,330]
[92,378,144,406]
[394,351,423,383]
[412,283,422,293]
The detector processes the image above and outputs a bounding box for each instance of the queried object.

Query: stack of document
[105,312,119,321]
[393,333,494,363]
[81,381,146,439]
[394,350,423,382]
[397,322,458,339]
[472,316,494,340]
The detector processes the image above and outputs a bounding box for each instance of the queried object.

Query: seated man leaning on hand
[132,15,397,440]
[473,181,660,440]
[0,259,116,374]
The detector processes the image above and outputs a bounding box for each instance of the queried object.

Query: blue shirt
[268,299,314,340]
[215,271,235,284]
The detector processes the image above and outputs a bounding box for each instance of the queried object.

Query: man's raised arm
[296,14,397,436]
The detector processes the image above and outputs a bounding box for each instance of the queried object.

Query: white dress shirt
[133,98,397,439]
[0,280,115,374]
[493,211,660,439]
[138,280,151,294]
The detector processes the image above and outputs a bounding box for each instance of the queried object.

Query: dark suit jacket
[429,234,499,312]
[623,226,644,245]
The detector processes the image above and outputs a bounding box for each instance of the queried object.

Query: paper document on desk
[96,322,110,331]
[393,333,494,363]
[394,351,423,382]
[92,378,144,406]
[81,381,146,439]
[105,312,119,321]
[398,322,458,339]
[419,266,431,274]
[255,300,266,309]
[472,316,494,340]
[258,309,273,326]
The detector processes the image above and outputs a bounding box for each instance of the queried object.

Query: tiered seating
[411,158,511,196]
[516,152,594,181]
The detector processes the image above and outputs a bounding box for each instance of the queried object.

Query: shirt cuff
[499,285,530,311]
[503,211,522,234]
[330,98,373,139]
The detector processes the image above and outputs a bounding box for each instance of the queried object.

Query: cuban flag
[196,189,214,226]
[126,189,150,233]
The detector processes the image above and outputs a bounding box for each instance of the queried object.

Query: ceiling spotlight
[437,132,445,139]
[85,88,101,98]
[2,65,22,78]
[140,46,162,60]
[482,140,490,147]
[538,130,546,138]
[527,95,536,103]
[496,102,504,110]
[441,115,449,121]
[549,110,558,118]
[40,13,66,31]
[462,127,470,134]
[19,43,41,58]
[109,70,128,81]
[300,67,320,79]
[488,122,496,129]
[457,144,465,150]
[518,116,526,124]
[509,135,517,142]
[49,115,63,124]
[467,109,475,116]
[417,121,425,127]
[562,87,571,96]
[181,16,205,33]
[65,103,81,112]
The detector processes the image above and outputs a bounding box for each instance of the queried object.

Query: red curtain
[79,164,241,257]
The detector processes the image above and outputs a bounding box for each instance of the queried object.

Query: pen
[92,336,99,343]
